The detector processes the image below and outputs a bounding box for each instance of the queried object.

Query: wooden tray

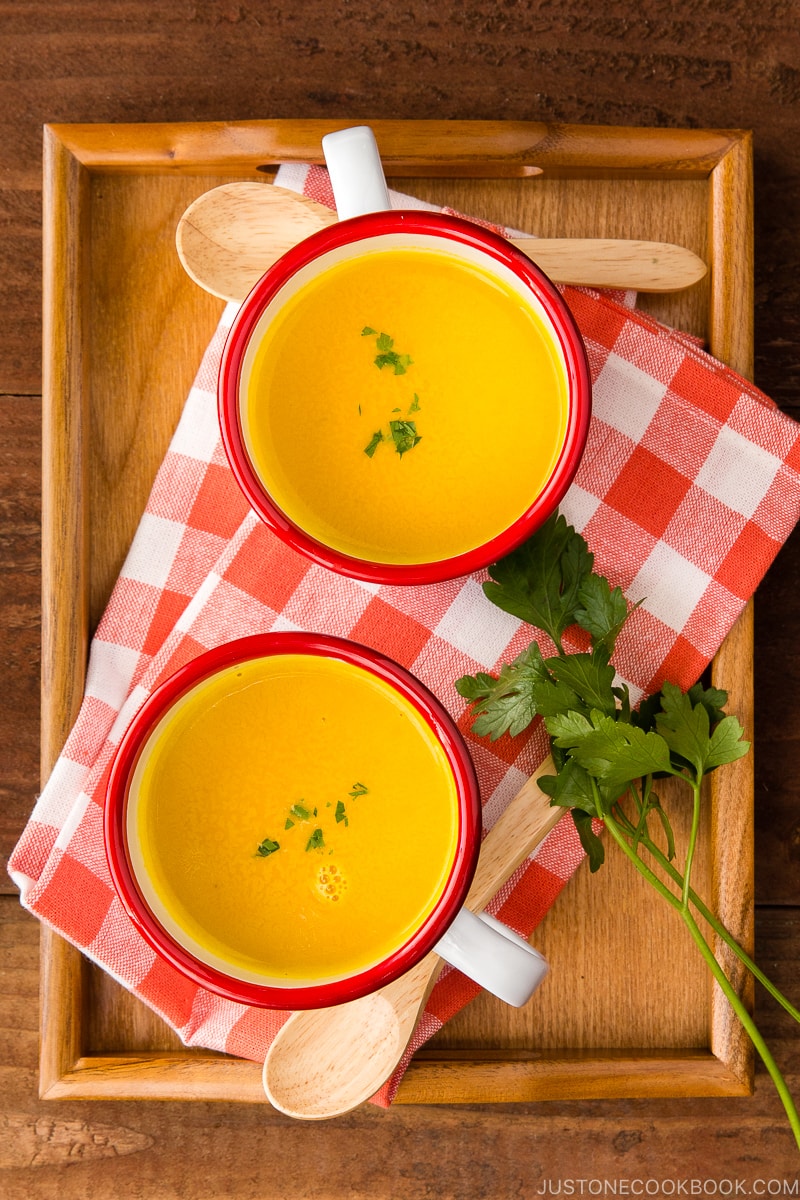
[39,119,755,1105]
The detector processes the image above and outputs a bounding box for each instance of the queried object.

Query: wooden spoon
[262,756,562,1119]
[176,181,707,300]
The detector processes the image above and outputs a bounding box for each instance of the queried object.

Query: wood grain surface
[2,1,800,1191]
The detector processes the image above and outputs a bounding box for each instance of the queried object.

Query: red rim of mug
[218,209,592,585]
[104,631,481,1010]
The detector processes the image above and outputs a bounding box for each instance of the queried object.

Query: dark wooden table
[2,3,800,1191]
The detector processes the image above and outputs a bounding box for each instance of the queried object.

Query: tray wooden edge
[45,117,747,178]
[38,1049,751,1105]
[38,120,756,1105]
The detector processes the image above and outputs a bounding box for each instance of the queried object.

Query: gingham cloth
[10,166,800,1108]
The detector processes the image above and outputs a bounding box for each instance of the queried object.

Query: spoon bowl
[177,183,336,301]
[264,961,434,1120]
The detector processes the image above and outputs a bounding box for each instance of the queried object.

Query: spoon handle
[380,951,447,1015]
[466,755,561,911]
[513,237,707,293]
[261,185,706,293]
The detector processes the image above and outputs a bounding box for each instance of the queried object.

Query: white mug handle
[433,909,549,1008]
[321,125,391,219]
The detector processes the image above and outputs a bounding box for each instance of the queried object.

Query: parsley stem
[619,778,800,1025]
[613,795,800,1025]
[602,809,684,915]
[682,777,703,910]
[629,794,650,853]
[603,809,800,1153]
[637,831,800,1026]
[681,904,800,1153]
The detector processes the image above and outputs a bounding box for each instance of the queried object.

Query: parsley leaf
[369,331,414,376]
[455,642,548,740]
[630,691,664,733]
[305,828,325,852]
[255,837,280,857]
[375,351,413,374]
[704,715,750,771]
[538,757,600,817]
[547,709,673,791]
[571,808,606,872]
[364,430,383,457]
[454,670,499,703]
[654,681,750,776]
[389,419,421,457]
[686,682,731,727]
[482,512,594,649]
[574,573,636,654]
[545,647,618,717]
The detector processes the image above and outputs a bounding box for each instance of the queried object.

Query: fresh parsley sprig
[456,511,800,1149]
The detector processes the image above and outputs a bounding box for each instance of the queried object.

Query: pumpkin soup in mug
[219,211,591,583]
[241,247,568,566]
[124,644,468,988]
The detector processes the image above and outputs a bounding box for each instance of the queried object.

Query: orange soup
[242,247,569,565]
[128,653,460,983]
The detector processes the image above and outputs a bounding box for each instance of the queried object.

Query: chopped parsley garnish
[389,419,421,457]
[305,828,325,852]
[259,786,370,859]
[360,327,422,455]
[372,330,413,372]
[255,837,280,858]
[375,350,412,375]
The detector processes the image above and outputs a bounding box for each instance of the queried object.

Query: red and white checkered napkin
[10,166,800,1107]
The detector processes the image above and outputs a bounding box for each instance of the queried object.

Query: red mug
[218,130,591,585]
[104,632,548,1010]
